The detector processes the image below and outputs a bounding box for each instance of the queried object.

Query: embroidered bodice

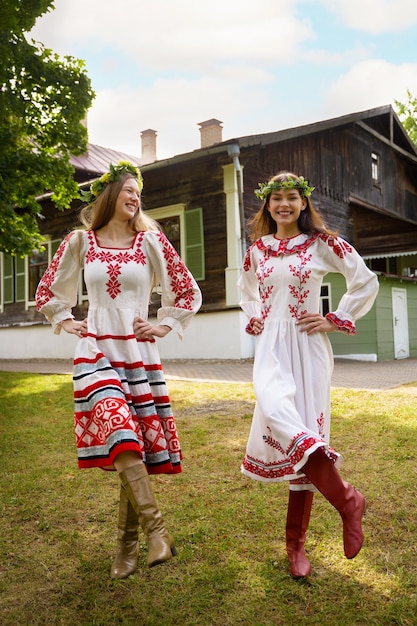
[238,232,379,335]
[36,229,202,337]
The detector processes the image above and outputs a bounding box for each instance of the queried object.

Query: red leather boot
[302,447,366,559]
[286,489,314,578]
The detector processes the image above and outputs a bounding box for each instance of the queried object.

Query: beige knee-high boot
[285,489,314,578]
[110,485,139,579]
[119,462,177,567]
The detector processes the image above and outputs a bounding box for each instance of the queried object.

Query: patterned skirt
[72,335,181,474]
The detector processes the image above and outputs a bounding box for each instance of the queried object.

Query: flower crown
[255,175,314,200]
[80,160,143,204]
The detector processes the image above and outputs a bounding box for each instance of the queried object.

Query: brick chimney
[198,119,223,148]
[140,129,157,164]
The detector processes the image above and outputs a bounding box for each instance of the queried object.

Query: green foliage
[80,161,144,205]
[255,175,315,200]
[395,89,417,146]
[0,0,95,255]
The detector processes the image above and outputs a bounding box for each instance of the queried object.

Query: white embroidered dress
[36,229,202,473]
[238,232,379,487]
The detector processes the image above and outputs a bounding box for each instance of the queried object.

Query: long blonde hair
[79,173,159,232]
[248,171,336,242]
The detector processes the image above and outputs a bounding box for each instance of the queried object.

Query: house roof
[67,106,416,181]
[38,105,417,200]
[234,105,417,155]
[142,104,417,172]
[70,143,141,178]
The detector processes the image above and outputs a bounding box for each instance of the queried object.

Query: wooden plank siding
[324,273,379,357]
[2,105,417,363]
[143,154,230,315]
[376,275,417,359]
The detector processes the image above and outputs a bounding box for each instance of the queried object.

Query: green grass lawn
[0,372,416,625]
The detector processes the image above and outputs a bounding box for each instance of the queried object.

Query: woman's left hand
[133,317,171,339]
[296,313,336,335]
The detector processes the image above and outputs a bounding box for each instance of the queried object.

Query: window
[320,283,331,316]
[367,257,399,275]
[158,215,181,254]
[27,239,61,304]
[1,239,63,310]
[28,248,49,301]
[371,152,380,183]
[2,254,14,305]
[145,204,205,281]
[15,256,26,302]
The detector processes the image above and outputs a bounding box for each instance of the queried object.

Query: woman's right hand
[61,318,88,337]
[245,317,264,335]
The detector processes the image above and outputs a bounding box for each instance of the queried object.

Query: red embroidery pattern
[243,439,339,481]
[75,397,134,446]
[157,231,196,310]
[85,231,146,300]
[245,317,258,335]
[243,247,252,272]
[255,233,320,256]
[319,234,352,258]
[325,312,356,335]
[35,233,73,309]
[243,248,257,333]
[254,233,353,259]
[317,412,325,438]
[288,251,311,319]
[243,432,331,480]
[257,257,273,321]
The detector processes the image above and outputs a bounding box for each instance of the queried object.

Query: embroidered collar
[255,233,320,256]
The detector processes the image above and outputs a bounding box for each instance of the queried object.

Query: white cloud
[30,0,314,70]
[321,59,417,117]
[319,0,417,34]
[28,0,417,158]
[87,70,272,159]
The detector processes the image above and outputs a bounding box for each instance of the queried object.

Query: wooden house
[1,105,417,362]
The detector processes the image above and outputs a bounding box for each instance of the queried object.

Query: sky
[29,0,417,161]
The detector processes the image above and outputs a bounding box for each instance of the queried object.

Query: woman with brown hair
[238,171,378,578]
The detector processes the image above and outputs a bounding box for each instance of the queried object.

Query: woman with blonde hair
[36,161,202,579]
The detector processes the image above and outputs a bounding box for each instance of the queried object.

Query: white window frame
[371,151,380,183]
[26,236,53,309]
[319,282,332,316]
[146,203,186,257]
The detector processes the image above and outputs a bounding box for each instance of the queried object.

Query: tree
[395,90,417,147]
[0,0,95,256]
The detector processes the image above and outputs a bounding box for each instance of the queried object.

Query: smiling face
[113,177,141,223]
[266,187,307,238]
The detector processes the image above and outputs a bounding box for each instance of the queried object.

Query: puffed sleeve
[319,235,379,335]
[238,243,263,335]
[144,231,202,338]
[35,230,86,334]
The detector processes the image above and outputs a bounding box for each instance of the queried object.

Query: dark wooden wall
[143,155,229,314]
[240,122,417,252]
[2,116,417,328]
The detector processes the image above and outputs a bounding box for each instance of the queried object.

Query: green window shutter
[3,255,14,303]
[185,208,205,281]
[15,256,26,302]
